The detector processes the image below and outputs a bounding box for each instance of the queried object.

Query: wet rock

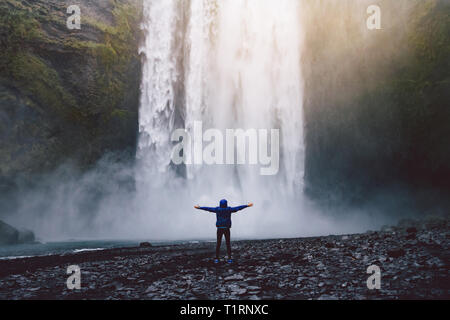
[18,229,35,244]
[0,217,448,300]
[407,227,418,234]
[139,242,152,248]
[145,285,158,293]
[426,257,445,268]
[224,274,244,281]
[247,286,261,291]
[0,220,18,245]
[387,248,406,258]
[280,265,292,273]
[237,288,247,295]
[228,284,240,292]
[318,294,338,300]
[406,233,416,240]
[0,220,35,245]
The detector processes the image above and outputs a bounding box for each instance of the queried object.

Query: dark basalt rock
[387,248,406,258]
[407,227,418,234]
[0,220,19,245]
[0,220,35,245]
[139,242,152,248]
[0,217,448,300]
[17,229,35,244]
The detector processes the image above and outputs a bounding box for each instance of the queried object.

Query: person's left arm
[231,203,253,213]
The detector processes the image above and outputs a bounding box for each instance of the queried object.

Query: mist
[1,152,402,242]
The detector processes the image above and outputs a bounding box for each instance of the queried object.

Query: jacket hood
[219,199,228,208]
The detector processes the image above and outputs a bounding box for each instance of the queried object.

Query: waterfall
[136,0,307,239]
[137,0,180,173]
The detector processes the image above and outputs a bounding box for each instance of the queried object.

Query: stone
[18,229,35,244]
[387,248,406,258]
[0,220,35,245]
[280,265,292,273]
[237,288,247,295]
[145,285,158,293]
[318,294,338,300]
[406,227,418,234]
[224,274,244,281]
[1,217,448,300]
[247,286,261,291]
[406,233,416,240]
[0,220,19,245]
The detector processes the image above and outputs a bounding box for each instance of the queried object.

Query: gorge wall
[0,0,143,185]
[301,0,450,211]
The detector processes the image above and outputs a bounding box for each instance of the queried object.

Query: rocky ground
[0,218,448,300]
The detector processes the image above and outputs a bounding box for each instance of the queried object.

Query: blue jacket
[198,199,249,228]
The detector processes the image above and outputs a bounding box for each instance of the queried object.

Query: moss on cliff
[8,52,80,118]
[0,0,143,177]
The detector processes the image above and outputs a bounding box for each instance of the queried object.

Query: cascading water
[135,0,312,240]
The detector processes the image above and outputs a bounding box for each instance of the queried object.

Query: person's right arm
[194,205,217,213]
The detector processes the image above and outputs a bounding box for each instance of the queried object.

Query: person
[194,199,253,264]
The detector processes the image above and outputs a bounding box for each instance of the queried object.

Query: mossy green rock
[0,0,143,180]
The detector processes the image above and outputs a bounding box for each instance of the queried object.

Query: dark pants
[216,228,231,259]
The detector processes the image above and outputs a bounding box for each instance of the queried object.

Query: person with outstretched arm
[195,199,253,264]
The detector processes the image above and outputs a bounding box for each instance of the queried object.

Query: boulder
[0,220,19,245]
[406,227,418,234]
[18,229,35,243]
[139,242,152,248]
[405,233,416,240]
[387,248,406,258]
[0,220,35,245]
